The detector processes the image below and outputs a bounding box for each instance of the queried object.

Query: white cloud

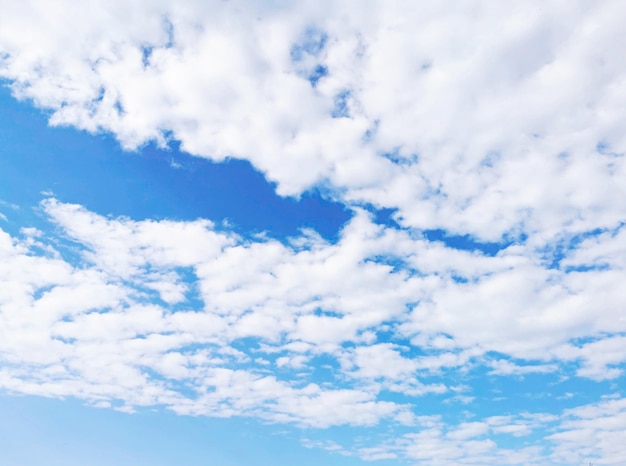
[548,397,626,465]
[553,336,626,381]
[2,0,626,462]
[487,359,559,376]
[327,405,626,465]
[0,199,624,463]
[1,1,625,242]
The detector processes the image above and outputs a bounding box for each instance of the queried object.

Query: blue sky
[1,2,626,465]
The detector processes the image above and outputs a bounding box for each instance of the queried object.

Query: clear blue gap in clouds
[538,225,623,271]
[290,26,330,88]
[373,207,511,256]
[423,228,512,256]
[0,84,515,253]
[0,86,350,242]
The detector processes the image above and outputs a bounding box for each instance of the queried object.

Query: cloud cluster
[352,398,626,465]
[2,0,626,463]
[2,0,626,242]
[0,199,625,462]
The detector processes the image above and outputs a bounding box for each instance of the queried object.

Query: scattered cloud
[0,198,624,462]
[1,0,626,463]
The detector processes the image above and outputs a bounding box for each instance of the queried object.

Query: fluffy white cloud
[2,0,626,241]
[548,396,626,465]
[2,0,626,463]
[0,199,625,462]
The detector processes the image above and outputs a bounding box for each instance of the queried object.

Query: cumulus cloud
[1,0,626,463]
[0,199,625,462]
[2,0,626,241]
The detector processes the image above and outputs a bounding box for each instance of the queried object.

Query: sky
[0,1,626,464]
